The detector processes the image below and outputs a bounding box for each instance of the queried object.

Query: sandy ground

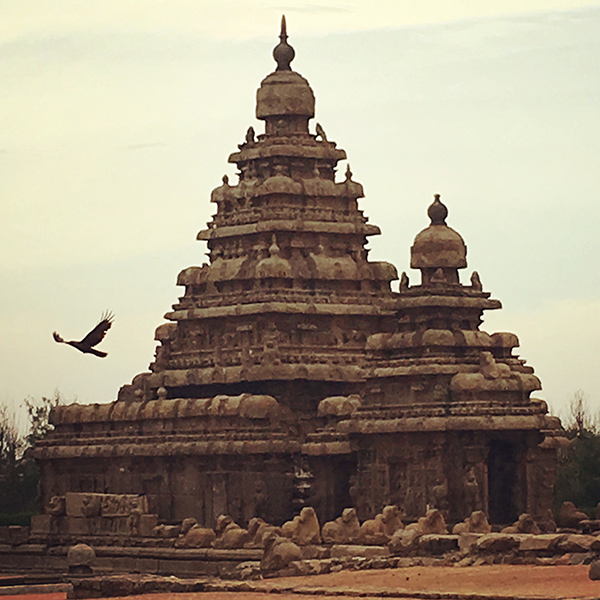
[2,564,599,600]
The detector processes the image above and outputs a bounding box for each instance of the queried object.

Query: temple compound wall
[33,21,565,531]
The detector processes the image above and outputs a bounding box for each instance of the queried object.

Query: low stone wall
[1,531,598,581]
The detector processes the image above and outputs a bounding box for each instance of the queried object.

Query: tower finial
[428,194,448,226]
[273,15,295,71]
[280,14,287,40]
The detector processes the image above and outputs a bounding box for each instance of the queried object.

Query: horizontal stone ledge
[337,414,554,434]
[372,364,465,377]
[32,440,302,460]
[93,546,263,560]
[166,301,394,320]
[394,296,502,310]
[197,220,380,240]
[228,143,346,163]
[158,364,366,387]
[0,584,73,597]
[301,441,352,455]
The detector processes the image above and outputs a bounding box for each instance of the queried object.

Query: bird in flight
[53,311,114,358]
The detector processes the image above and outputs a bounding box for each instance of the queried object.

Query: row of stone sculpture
[164,501,599,553]
[166,506,404,550]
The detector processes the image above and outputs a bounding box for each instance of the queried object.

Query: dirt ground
[2,564,599,600]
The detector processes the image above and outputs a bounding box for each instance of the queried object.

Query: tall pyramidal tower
[35,20,565,528]
[148,16,398,407]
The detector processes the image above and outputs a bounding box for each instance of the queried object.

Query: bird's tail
[87,347,108,358]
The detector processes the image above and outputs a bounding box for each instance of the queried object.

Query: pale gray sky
[1,1,599,421]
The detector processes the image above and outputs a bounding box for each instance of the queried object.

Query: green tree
[555,390,600,515]
[0,392,61,525]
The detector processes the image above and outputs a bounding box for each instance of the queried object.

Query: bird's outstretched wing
[80,311,114,348]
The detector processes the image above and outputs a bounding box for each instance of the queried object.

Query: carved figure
[245,126,255,143]
[211,514,250,549]
[127,507,143,536]
[431,478,448,511]
[80,494,102,518]
[452,510,491,534]
[175,522,216,548]
[501,513,540,534]
[322,507,361,544]
[260,532,302,573]
[359,505,403,545]
[464,467,480,515]
[430,268,446,284]
[536,508,557,533]
[470,271,482,291]
[399,271,409,291]
[315,122,327,141]
[46,496,66,516]
[281,506,321,545]
[479,351,512,379]
[559,501,588,528]
[53,311,114,358]
[406,508,447,535]
[246,517,280,548]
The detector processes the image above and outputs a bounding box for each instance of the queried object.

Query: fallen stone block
[290,558,330,576]
[475,533,520,553]
[389,528,421,554]
[300,545,329,560]
[419,534,459,555]
[519,534,564,552]
[557,534,596,553]
[589,559,600,580]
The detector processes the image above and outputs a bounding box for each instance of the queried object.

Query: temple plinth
[33,23,564,529]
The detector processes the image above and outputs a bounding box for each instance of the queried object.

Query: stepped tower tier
[138,20,398,410]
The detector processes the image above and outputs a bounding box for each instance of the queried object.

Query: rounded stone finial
[67,543,96,574]
[273,15,295,71]
[427,194,448,226]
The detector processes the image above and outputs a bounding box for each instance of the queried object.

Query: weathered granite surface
[31,19,565,536]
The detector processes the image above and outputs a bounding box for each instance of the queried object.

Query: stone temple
[34,20,564,530]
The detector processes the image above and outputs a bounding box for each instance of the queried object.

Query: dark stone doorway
[488,440,518,525]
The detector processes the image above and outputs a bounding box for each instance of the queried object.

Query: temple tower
[140,16,398,411]
[34,21,564,529]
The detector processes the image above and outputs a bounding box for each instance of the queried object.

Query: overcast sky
[1,0,599,424]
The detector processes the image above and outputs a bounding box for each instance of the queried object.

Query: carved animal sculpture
[322,507,361,544]
[260,532,302,573]
[53,311,114,357]
[281,506,321,545]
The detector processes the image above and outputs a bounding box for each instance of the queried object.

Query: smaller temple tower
[343,194,564,524]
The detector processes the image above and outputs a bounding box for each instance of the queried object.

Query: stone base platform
[0,545,262,579]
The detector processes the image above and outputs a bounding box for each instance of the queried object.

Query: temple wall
[347,430,550,525]
[39,454,296,528]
